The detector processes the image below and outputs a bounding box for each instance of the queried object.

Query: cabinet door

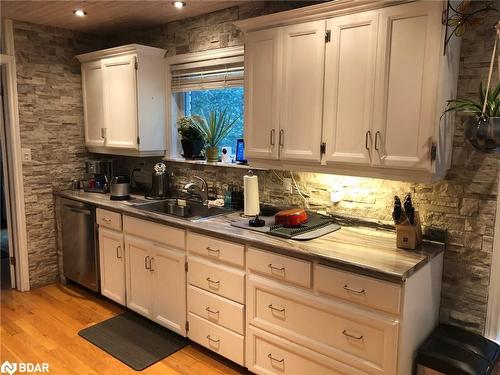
[244,28,282,160]
[280,20,325,162]
[81,61,105,147]
[322,12,379,165]
[99,227,125,305]
[125,235,152,317]
[373,1,442,170]
[102,54,138,149]
[150,244,186,336]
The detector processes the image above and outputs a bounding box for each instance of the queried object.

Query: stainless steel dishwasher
[60,198,99,292]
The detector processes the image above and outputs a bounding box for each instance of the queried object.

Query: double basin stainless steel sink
[132,198,232,221]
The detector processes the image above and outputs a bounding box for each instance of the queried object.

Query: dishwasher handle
[64,205,92,216]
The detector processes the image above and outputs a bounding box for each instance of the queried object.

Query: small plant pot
[465,116,500,153]
[181,139,204,159]
[205,146,219,162]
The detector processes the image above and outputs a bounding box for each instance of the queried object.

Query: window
[168,48,245,159]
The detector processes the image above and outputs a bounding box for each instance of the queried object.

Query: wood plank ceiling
[0,0,245,35]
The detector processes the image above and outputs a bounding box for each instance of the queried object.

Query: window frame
[164,46,244,159]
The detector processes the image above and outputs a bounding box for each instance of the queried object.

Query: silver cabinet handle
[145,256,150,270]
[206,247,220,256]
[206,335,220,343]
[205,306,220,315]
[149,257,154,272]
[342,330,363,340]
[268,353,284,363]
[365,130,371,150]
[206,277,220,285]
[270,129,276,146]
[102,217,111,223]
[116,245,122,259]
[343,285,365,294]
[279,129,284,147]
[101,127,107,139]
[374,131,381,151]
[268,263,285,272]
[268,304,285,313]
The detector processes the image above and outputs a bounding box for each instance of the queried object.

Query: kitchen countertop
[57,190,445,283]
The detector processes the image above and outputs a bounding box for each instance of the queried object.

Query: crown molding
[76,44,166,63]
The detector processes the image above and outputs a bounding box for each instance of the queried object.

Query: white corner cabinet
[76,44,166,156]
[240,0,461,182]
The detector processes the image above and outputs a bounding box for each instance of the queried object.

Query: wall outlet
[21,148,31,162]
[283,178,293,193]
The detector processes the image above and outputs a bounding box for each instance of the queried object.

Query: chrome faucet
[183,176,209,205]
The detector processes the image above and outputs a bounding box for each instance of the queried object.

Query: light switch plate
[21,148,31,162]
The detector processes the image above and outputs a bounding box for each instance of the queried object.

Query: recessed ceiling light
[172,1,186,9]
[73,9,87,17]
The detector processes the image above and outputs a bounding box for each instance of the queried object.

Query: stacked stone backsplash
[13,21,106,287]
[108,2,500,334]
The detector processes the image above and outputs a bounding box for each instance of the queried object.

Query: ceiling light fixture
[73,9,87,17]
[172,1,186,9]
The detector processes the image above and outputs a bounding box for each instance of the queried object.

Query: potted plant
[192,109,239,162]
[443,82,500,153]
[177,115,205,159]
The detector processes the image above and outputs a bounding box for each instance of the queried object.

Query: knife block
[395,211,422,250]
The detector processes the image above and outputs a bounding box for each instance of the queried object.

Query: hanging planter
[444,22,500,153]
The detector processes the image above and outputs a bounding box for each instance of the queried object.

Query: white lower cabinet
[123,217,186,336]
[98,227,126,305]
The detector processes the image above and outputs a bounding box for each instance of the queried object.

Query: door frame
[0,19,30,291]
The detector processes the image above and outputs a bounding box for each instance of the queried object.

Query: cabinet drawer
[247,247,311,288]
[248,275,398,375]
[315,265,401,315]
[188,285,245,335]
[188,256,245,304]
[96,208,122,231]
[187,232,244,267]
[123,215,185,249]
[188,312,244,366]
[247,326,367,375]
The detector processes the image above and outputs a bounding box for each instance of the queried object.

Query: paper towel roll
[244,173,260,216]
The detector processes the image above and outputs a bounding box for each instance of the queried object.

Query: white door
[151,244,186,336]
[244,28,282,160]
[322,11,379,165]
[102,54,138,149]
[125,235,152,317]
[99,228,125,305]
[81,61,105,147]
[372,1,443,170]
[280,20,326,162]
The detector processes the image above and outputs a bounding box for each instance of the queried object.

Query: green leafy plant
[177,115,204,141]
[191,109,239,148]
[444,82,500,118]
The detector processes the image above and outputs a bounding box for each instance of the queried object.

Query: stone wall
[108,2,500,334]
[13,21,105,287]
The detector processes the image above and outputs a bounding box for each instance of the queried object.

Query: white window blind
[170,55,244,92]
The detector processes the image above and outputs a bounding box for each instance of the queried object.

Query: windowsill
[163,156,268,171]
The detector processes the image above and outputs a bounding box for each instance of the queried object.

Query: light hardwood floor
[1,283,249,375]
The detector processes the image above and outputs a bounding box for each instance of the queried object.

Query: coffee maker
[84,160,113,193]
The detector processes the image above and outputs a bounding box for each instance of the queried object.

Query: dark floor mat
[79,310,188,371]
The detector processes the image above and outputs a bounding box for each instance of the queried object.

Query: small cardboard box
[396,211,423,250]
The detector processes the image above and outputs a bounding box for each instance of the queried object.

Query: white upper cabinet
[322,11,379,165]
[238,1,459,182]
[373,1,443,171]
[280,20,325,162]
[244,28,282,160]
[76,44,166,157]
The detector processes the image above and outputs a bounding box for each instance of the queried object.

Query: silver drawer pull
[268,304,285,313]
[206,306,220,315]
[342,330,363,340]
[206,277,220,285]
[102,217,111,223]
[268,353,284,363]
[343,285,365,294]
[149,257,154,272]
[116,245,122,259]
[145,256,150,270]
[206,335,220,343]
[268,263,285,272]
[206,246,220,256]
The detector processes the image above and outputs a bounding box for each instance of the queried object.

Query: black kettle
[146,162,169,199]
